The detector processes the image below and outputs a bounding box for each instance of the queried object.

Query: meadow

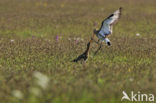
[0,0,156,103]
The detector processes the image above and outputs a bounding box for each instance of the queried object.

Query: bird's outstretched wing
[99,7,122,30]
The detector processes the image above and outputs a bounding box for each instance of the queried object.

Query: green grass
[0,0,156,103]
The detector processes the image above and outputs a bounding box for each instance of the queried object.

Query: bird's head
[119,7,122,12]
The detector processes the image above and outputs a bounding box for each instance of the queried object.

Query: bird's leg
[94,41,102,56]
[90,37,100,44]
[92,29,100,44]
[94,39,100,45]
[84,33,95,58]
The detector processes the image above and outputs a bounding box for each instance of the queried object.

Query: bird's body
[95,7,122,44]
[99,23,112,37]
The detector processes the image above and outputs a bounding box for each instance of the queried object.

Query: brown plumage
[72,42,91,62]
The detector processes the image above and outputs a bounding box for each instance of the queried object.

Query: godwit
[73,7,122,62]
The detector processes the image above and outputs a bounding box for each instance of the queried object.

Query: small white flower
[129,78,134,82]
[33,71,49,89]
[60,36,62,39]
[136,33,140,36]
[81,38,84,41]
[68,38,71,41]
[11,39,15,42]
[76,37,80,41]
[12,90,23,99]
[73,37,77,40]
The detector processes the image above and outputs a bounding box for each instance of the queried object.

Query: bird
[95,7,122,43]
[73,7,122,62]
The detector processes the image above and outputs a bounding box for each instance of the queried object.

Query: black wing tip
[107,14,114,19]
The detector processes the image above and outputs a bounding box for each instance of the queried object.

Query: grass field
[0,0,156,103]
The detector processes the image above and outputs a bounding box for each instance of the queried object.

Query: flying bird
[73,7,122,62]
